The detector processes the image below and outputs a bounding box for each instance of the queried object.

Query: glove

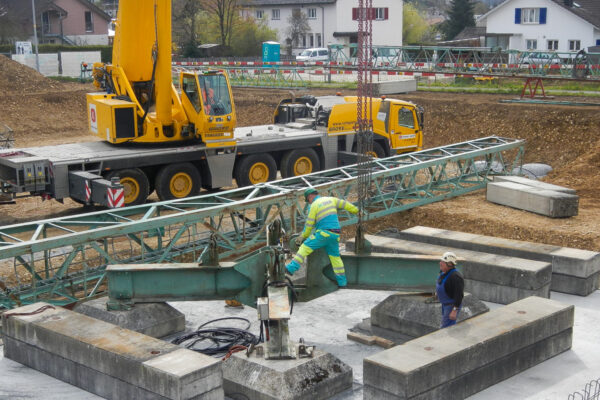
[295,236,304,247]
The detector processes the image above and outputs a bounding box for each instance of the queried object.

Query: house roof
[243,0,334,6]
[77,0,112,22]
[479,0,600,29]
[453,26,486,40]
[549,0,600,29]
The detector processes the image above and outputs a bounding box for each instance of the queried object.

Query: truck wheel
[106,168,150,206]
[155,163,201,201]
[234,154,277,187]
[353,141,386,158]
[280,148,320,178]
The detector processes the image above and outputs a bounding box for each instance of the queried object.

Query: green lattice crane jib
[0,137,525,310]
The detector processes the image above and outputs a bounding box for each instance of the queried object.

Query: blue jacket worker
[436,251,464,328]
[285,188,358,287]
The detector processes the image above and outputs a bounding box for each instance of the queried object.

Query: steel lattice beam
[0,136,524,309]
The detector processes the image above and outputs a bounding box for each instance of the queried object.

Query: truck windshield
[398,107,415,129]
[198,74,232,116]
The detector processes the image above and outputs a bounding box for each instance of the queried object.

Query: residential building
[477,0,600,52]
[241,0,403,55]
[5,0,111,46]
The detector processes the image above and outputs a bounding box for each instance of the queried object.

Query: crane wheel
[234,154,277,187]
[155,163,201,201]
[280,148,320,179]
[106,168,150,206]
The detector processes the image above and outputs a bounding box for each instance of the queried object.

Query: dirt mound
[0,55,64,94]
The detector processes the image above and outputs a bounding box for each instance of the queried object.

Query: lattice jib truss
[0,137,525,309]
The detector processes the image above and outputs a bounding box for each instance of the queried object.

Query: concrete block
[74,296,185,338]
[397,226,600,295]
[346,235,552,304]
[223,345,352,400]
[363,296,574,399]
[493,175,576,194]
[2,303,222,400]
[486,181,579,217]
[369,78,417,95]
[371,293,489,338]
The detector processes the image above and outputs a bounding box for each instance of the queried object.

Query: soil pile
[0,55,63,94]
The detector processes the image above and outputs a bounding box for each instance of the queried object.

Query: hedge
[0,44,112,62]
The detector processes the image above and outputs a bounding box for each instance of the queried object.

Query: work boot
[335,274,347,287]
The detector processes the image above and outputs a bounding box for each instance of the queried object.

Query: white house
[477,0,600,52]
[241,0,403,55]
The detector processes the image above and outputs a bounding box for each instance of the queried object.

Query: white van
[296,48,329,62]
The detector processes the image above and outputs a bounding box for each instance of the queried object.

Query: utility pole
[31,0,40,72]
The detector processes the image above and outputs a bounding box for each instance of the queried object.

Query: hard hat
[304,188,318,200]
[441,251,457,265]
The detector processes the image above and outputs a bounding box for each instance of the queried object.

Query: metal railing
[569,377,600,400]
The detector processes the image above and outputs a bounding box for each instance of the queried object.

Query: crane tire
[155,163,201,201]
[106,168,150,206]
[234,154,277,187]
[280,148,320,179]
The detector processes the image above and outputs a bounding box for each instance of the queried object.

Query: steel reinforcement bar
[0,136,524,309]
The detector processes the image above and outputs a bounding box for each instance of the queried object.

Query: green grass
[48,76,93,83]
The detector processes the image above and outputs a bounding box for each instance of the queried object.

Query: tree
[286,9,310,50]
[202,0,240,47]
[440,0,475,40]
[403,3,430,45]
[230,17,277,56]
[173,0,203,57]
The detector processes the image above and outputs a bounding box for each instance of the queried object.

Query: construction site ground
[1,57,600,400]
[1,54,599,253]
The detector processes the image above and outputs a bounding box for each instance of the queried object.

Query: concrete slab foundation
[397,226,600,296]
[370,292,489,338]
[222,344,352,400]
[346,235,552,304]
[2,303,223,400]
[363,296,574,400]
[486,181,579,217]
[74,296,185,338]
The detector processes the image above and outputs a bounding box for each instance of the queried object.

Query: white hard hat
[441,251,457,265]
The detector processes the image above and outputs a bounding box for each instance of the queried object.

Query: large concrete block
[371,292,489,338]
[397,226,600,296]
[493,175,576,194]
[369,78,417,95]
[74,296,185,338]
[363,296,574,400]
[223,346,352,400]
[346,235,552,304]
[2,303,223,400]
[486,181,579,217]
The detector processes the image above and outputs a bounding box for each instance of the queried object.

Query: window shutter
[384,8,389,20]
[352,8,357,20]
[539,8,547,24]
[369,7,375,20]
[515,8,521,24]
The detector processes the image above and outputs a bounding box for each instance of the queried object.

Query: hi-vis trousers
[285,229,347,286]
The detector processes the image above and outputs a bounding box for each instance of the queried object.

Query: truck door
[389,105,420,153]
[180,73,202,128]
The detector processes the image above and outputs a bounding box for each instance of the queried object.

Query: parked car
[296,48,329,62]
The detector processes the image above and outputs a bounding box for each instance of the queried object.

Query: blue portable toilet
[262,41,280,62]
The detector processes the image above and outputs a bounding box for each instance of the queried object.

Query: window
[42,12,50,34]
[272,9,280,20]
[309,34,314,47]
[515,7,546,24]
[307,8,316,19]
[398,108,415,129]
[526,39,537,50]
[318,49,328,56]
[352,7,388,20]
[85,11,93,32]
[256,9,263,19]
[569,40,581,51]
[547,40,558,50]
[302,34,307,48]
[375,8,388,20]
[316,33,322,47]
[182,75,201,113]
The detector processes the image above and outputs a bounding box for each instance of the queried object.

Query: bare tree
[173,0,203,57]
[286,9,310,49]
[202,0,239,47]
